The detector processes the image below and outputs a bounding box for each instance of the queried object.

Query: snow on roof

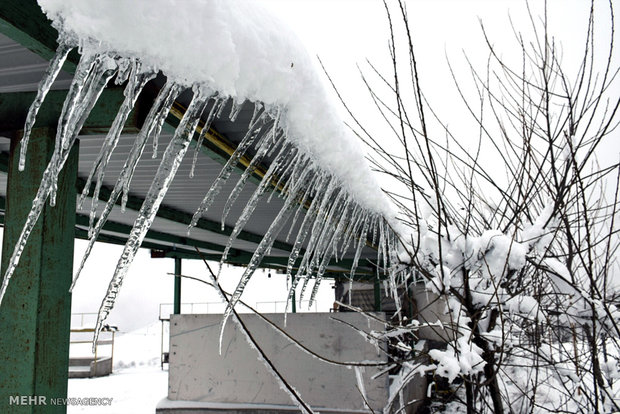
[0,0,406,366]
[37,0,395,219]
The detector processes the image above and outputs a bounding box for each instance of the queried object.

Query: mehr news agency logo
[9,395,113,406]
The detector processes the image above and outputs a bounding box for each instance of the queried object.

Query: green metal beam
[0,128,78,413]
[173,258,182,315]
[75,175,299,256]
[0,0,79,73]
[73,214,246,257]
[0,151,298,261]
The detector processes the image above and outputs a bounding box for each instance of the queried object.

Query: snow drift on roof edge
[37,0,395,220]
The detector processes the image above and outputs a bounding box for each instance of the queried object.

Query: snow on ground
[68,322,167,413]
[70,321,164,369]
[67,366,167,414]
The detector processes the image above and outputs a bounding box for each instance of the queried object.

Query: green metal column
[173,257,181,314]
[374,278,382,312]
[0,128,78,413]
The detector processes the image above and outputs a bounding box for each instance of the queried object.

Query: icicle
[217,140,290,267]
[283,176,329,311]
[219,117,281,230]
[284,173,322,266]
[230,157,344,321]
[92,85,209,349]
[307,188,345,274]
[354,366,369,409]
[271,107,281,144]
[285,168,321,242]
[339,205,365,260]
[189,98,224,178]
[307,194,350,306]
[123,83,184,210]
[228,97,245,122]
[0,51,116,307]
[71,82,183,290]
[69,56,119,141]
[249,101,263,126]
[114,58,132,85]
[298,271,313,306]
[295,178,339,293]
[350,212,371,280]
[79,62,155,234]
[267,148,301,204]
[48,50,101,206]
[219,202,293,352]
[376,219,385,277]
[188,109,270,233]
[19,41,73,171]
[215,96,229,118]
[371,215,379,247]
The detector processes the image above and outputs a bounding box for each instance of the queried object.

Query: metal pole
[173,257,182,314]
[374,278,382,312]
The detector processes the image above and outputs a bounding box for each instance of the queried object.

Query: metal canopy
[0,2,381,278]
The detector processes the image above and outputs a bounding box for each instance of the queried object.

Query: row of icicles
[0,39,400,349]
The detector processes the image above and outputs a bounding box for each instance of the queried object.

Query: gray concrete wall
[413,287,456,343]
[166,313,388,412]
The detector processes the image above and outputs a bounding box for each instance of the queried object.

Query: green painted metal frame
[0,128,78,413]
[173,258,182,314]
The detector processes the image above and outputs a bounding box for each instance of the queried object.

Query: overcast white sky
[4,0,617,332]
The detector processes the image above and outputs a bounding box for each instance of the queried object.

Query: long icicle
[0,51,114,307]
[188,109,269,232]
[19,41,74,171]
[220,154,315,343]
[70,82,183,291]
[79,63,155,234]
[219,204,292,352]
[123,83,184,210]
[48,50,101,207]
[283,175,329,313]
[216,138,289,268]
[92,86,210,349]
[189,98,222,178]
[219,118,277,230]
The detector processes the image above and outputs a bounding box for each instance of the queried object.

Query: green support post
[173,257,182,314]
[0,128,78,413]
[374,278,382,312]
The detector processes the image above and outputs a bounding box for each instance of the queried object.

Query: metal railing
[69,313,116,376]
[255,300,318,313]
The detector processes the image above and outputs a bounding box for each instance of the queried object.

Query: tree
[333,0,620,412]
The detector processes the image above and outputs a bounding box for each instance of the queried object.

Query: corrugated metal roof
[0,31,379,276]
